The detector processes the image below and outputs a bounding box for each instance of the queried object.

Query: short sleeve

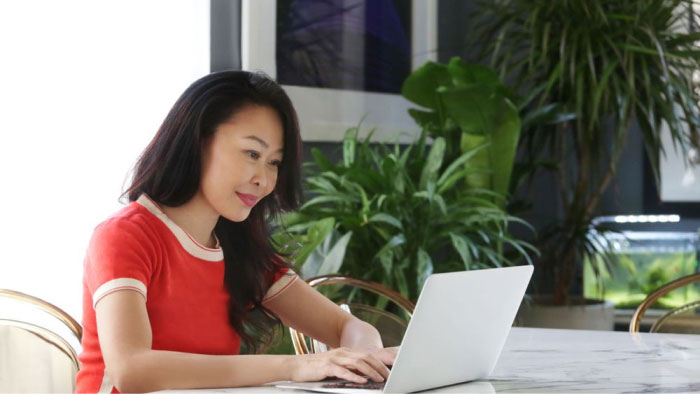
[262,266,299,303]
[84,218,155,309]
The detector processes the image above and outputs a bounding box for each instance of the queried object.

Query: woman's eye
[247,150,260,159]
[270,160,282,167]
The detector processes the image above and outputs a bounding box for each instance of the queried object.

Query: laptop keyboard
[321,381,386,389]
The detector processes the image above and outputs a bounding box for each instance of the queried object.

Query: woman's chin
[221,207,252,222]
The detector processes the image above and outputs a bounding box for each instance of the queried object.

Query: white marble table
[488,327,700,393]
[158,327,700,393]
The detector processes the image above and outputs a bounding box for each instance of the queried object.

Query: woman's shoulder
[91,200,162,245]
[83,201,164,294]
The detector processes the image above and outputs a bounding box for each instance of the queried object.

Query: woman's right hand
[289,347,391,384]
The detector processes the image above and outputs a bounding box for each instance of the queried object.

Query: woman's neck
[158,192,220,249]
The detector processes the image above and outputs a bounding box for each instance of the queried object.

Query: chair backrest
[629,273,700,333]
[650,300,700,334]
[289,275,415,355]
[0,289,83,393]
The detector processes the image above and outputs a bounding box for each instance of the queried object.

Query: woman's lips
[236,192,258,208]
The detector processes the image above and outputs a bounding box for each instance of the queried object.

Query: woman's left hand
[359,346,399,366]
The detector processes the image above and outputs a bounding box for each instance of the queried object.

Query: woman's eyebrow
[244,135,283,153]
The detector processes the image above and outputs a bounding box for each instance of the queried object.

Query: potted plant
[275,126,535,302]
[271,59,539,302]
[265,58,538,353]
[471,0,700,328]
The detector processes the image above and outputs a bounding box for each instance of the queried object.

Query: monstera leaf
[440,84,520,197]
[402,57,521,200]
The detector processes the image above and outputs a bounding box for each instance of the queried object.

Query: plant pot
[516,297,615,330]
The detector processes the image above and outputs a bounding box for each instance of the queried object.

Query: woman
[76,71,396,393]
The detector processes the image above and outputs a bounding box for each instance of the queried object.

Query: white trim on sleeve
[263,271,299,303]
[97,371,113,393]
[93,278,147,308]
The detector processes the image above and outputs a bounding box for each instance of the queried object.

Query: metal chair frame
[649,300,700,333]
[629,273,700,333]
[0,288,84,393]
[0,289,82,341]
[289,274,415,355]
[0,318,80,368]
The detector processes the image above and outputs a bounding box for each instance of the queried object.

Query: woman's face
[199,104,284,222]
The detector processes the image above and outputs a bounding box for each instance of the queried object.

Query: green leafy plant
[275,127,536,302]
[472,0,700,304]
[401,57,522,202]
[641,266,672,296]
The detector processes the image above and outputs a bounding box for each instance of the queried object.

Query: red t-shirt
[75,194,298,393]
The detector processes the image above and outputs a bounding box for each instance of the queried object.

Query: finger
[341,348,391,377]
[362,353,391,379]
[377,347,399,366]
[342,357,386,382]
[331,364,367,384]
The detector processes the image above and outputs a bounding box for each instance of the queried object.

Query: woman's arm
[264,279,397,365]
[96,289,389,393]
[95,291,295,392]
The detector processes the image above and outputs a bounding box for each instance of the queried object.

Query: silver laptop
[276,265,533,393]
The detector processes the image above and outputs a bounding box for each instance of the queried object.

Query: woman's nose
[252,166,269,189]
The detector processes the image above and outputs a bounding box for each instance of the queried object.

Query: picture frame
[241,0,437,142]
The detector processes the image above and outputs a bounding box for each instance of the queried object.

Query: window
[0,0,210,322]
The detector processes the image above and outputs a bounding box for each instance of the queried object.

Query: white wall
[0,0,210,322]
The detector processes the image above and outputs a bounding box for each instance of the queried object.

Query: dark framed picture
[242,0,437,142]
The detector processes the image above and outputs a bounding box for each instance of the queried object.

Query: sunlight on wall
[0,0,210,322]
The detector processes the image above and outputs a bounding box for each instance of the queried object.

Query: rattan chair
[0,289,83,393]
[629,273,700,334]
[289,275,415,355]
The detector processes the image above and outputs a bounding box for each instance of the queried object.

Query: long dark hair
[124,70,302,353]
